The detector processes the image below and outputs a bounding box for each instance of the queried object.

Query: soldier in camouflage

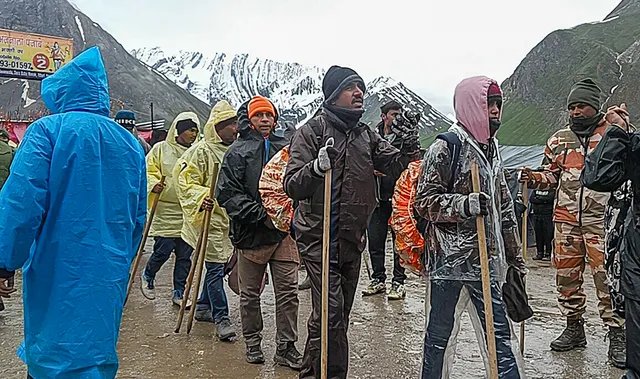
[520,78,626,368]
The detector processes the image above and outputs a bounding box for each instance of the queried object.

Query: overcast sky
[71,0,620,115]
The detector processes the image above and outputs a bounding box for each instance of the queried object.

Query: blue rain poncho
[0,47,147,378]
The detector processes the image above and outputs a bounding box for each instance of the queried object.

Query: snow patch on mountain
[132,46,453,133]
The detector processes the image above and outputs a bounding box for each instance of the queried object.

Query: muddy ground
[0,243,626,379]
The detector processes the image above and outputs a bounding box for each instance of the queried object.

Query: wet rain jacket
[146,112,200,238]
[284,107,413,262]
[582,125,640,301]
[175,102,234,263]
[414,76,523,282]
[216,100,289,250]
[0,47,147,378]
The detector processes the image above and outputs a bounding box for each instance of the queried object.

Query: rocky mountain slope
[0,0,210,125]
[132,47,453,135]
[498,0,640,145]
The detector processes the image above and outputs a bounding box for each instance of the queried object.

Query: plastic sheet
[259,145,294,232]
[390,160,425,276]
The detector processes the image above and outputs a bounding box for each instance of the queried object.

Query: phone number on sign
[0,59,33,70]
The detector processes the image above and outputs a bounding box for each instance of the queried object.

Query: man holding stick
[174,100,238,341]
[217,96,302,368]
[140,112,200,306]
[414,76,526,379]
[284,65,420,379]
[519,79,626,367]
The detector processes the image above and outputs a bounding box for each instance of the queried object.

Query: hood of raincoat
[204,100,236,143]
[41,46,110,117]
[454,76,499,145]
[237,98,279,140]
[168,111,201,147]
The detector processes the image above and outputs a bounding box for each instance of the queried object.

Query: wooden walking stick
[126,176,166,304]
[174,226,204,333]
[471,162,499,379]
[187,163,220,334]
[519,181,529,354]
[321,138,334,379]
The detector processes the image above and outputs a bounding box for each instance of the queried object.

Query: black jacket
[530,189,555,216]
[216,100,289,249]
[582,125,640,300]
[284,108,412,262]
[375,121,404,202]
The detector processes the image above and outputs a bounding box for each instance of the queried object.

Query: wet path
[0,245,626,378]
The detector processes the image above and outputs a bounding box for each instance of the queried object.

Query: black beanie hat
[567,78,602,112]
[176,119,197,135]
[322,65,366,102]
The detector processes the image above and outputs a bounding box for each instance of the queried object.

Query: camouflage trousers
[553,222,624,327]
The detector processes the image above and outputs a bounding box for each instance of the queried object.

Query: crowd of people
[0,45,638,379]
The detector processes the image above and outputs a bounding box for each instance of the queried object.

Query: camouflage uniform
[528,119,624,327]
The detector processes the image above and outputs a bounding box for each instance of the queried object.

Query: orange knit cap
[248,96,276,119]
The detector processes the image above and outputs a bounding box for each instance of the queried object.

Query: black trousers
[533,214,554,256]
[300,253,361,379]
[367,201,406,284]
[144,237,193,293]
[627,298,640,377]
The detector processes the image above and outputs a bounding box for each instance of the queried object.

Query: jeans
[367,201,406,284]
[422,280,521,379]
[144,237,193,293]
[196,262,230,324]
[300,251,361,379]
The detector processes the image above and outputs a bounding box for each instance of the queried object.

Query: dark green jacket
[0,141,14,190]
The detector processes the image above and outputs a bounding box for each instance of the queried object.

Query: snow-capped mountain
[132,47,452,133]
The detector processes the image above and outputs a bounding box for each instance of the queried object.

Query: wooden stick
[174,226,204,333]
[519,182,528,354]
[471,162,499,379]
[125,176,166,304]
[186,163,220,334]
[321,138,334,379]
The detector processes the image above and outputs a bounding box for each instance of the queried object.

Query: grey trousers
[238,252,299,348]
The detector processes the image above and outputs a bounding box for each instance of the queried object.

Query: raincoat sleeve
[0,122,51,272]
[582,126,632,192]
[528,136,561,190]
[414,139,468,223]
[283,124,324,201]
[175,151,210,228]
[146,145,162,199]
[371,131,412,179]
[217,149,268,224]
[500,172,525,269]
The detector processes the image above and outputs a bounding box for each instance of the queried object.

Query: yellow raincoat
[147,112,201,238]
[174,101,235,263]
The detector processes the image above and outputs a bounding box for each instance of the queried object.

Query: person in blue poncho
[0,46,147,379]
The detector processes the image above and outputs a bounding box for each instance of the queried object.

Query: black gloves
[463,192,490,217]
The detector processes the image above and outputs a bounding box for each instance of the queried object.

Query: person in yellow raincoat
[140,112,200,306]
[174,100,239,341]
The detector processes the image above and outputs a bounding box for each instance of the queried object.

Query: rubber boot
[550,317,587,351]
[608,326,626,369]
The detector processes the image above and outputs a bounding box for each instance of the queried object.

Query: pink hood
[453,76,499,145]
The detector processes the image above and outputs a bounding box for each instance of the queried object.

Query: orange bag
[259,146,294,232]
[390,160,425,276]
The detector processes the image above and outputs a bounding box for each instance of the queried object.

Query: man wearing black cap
[520,78,626,367]
[115,110,151,155]
[284,65,420,378]
[363,100,408,300]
